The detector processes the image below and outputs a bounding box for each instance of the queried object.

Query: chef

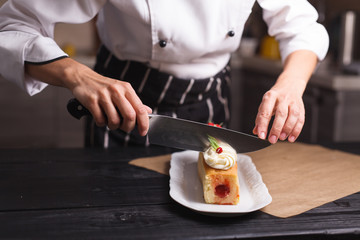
[0,0,329,148]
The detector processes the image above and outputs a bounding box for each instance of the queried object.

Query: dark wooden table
[0,144,360,240]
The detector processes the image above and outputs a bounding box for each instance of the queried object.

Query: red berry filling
[215,184,230,198]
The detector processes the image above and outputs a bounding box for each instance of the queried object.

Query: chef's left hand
[252,50,318,144]
[252,79,305,144]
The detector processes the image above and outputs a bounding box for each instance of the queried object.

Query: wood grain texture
[0,195,359,240]
[0,146,359,239]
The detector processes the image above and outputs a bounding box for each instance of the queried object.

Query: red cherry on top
[216,147,223,154]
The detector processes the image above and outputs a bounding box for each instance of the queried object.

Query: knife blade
[147,114,270,153]
[67,98,270,153]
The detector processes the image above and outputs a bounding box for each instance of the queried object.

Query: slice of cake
[198,136,240,205]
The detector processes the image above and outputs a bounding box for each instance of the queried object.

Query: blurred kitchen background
[1,0,360,148]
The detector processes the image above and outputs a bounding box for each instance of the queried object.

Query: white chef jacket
[0,0,329,96]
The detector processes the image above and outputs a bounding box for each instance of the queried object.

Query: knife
[67,98,270,153]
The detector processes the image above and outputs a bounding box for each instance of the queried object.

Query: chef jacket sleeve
[257,0,329,63]
[0,0,106,96]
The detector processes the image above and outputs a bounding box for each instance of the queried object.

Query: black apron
[85,46,232,148]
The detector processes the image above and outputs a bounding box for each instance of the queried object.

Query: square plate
[169,150,272,216]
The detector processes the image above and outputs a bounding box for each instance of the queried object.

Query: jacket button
[159,40,167,48]
[227,30,235,37]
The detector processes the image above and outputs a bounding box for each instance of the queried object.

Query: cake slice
[198,138,240,205]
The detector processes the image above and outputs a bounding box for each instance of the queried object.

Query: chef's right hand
[25,57,152,136]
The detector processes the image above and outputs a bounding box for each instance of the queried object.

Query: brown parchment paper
[129,142,360,218]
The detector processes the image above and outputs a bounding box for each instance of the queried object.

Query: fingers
[75,78,151,135]
[278,104,302,141]
[135,104,153,136]
[253,91,277,140]
[112,82,151,136]
[64,61,150,135]
[269,103,304,144]
[253,90,305,144]
[98,93,121,130]
[84,93,123,130]
[286,111,305,143]
[268,102,288,144]
[87,97,107,127]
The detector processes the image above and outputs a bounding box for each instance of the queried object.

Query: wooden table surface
[0,145,360,239]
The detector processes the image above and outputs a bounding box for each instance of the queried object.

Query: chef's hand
[25,57,152,136]
[252,79,306,144]
[252,50,318,144]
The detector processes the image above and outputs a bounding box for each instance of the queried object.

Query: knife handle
[67,98,92,120]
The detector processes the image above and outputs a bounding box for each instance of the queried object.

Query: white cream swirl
[203,142,237,170]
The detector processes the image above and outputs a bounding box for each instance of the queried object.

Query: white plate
[169,150,272,216]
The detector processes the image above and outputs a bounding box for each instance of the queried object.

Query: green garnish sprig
[208,135,220,151]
